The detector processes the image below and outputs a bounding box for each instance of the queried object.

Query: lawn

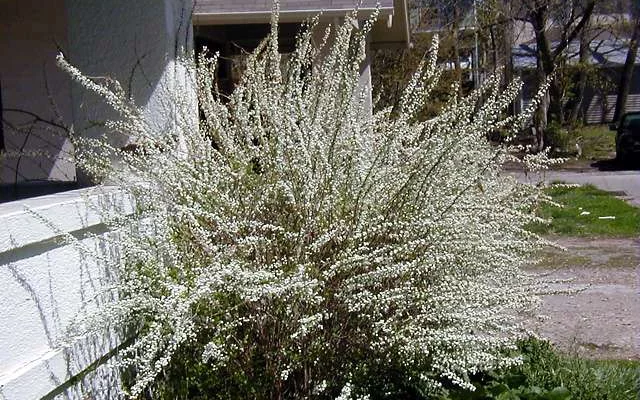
[546,125,616,169]
[529,184,640,237]
[574,125,616,160]
[549,124,615,160]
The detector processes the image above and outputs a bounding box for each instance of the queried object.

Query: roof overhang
[193,7,390,25]
[193,0,410,49]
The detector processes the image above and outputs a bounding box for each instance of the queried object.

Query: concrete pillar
[64,0,195,183]
[358,32,374,116]
[0,0,75,185]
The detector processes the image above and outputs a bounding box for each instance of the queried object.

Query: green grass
[574,125,616,160]
[529,184,640,237]
[445,338,640,400]
[546,125,615,169]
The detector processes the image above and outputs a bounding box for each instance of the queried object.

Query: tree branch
[553,1,596,59]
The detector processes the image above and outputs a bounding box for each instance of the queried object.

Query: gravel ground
[527,237,640,360]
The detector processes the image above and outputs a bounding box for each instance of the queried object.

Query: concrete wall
[0,188,133,400]
[65,0,196,183]
[1,0,196,187]
[0,0,76,184]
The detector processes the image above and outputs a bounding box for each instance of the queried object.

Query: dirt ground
[527,237,640,360]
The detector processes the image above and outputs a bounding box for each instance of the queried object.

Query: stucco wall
[0,0,196,187]
[65,0,196,184]
[0,0,75,184]
[0,2,197,398]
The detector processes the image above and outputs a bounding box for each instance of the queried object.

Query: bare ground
[527,237,640,360]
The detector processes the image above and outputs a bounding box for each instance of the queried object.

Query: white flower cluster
[58,9,551,398]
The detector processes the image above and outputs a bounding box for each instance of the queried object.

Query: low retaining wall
[0,188,132,400]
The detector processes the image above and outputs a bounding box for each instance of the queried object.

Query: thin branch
[3,108,69,131]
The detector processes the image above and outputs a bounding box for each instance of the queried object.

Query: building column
[65,0,195,183]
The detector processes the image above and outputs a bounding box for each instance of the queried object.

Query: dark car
[610,112,640,163]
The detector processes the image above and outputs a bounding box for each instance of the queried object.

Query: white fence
[0,188,132,400]
[585,94,640,124]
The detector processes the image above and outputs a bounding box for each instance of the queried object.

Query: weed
[445,338,640,400]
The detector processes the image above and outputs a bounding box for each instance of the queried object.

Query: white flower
[58,5,551,397]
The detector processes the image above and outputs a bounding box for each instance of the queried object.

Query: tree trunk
[613,13,640,122]
[490,26,498,72]
[534,56,549,152]
[530,3,554,150]
[548,79,565,124]
[527,0,596,150]
[452,7,462,89]
[569,21,590,125]
[503,1,515,115]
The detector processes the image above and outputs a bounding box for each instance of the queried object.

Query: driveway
[528,238,640,360]
[513,166,640,359]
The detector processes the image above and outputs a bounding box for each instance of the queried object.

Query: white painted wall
[1,0,196,187]
[1,1,197,398]
[0,187,133,400]
[310,19,374,115]
[0,0,76,184]
[65,0,196,184]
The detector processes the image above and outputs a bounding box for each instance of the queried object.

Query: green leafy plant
[529,184,640,237]
[445,338,640,400]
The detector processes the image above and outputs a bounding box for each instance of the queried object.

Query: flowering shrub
[59,9,552,399]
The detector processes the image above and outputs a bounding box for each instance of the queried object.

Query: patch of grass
[445,338,640,400]
[574,125,616,160]
[516,340,640,400]
[534,250,592,269]
[605,254,639,268]
[529,184,640,237]
[533,244,637,269]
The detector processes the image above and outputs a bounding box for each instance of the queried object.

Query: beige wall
[0,0,76,184]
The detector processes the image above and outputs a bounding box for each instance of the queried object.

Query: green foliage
[371,32,473,119]
[444,338,640,400]
[544,122,572,155]
[544,123,615,160]
[145,340,284,399]
[529,184,640,237]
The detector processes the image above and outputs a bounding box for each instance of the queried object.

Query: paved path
[512,170,640,206]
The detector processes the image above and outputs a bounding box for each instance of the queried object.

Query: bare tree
[514,0,596,150]
[613,5,640,121]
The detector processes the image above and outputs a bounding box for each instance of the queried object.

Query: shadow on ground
[591,158,640,172]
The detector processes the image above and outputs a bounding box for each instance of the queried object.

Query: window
[622,113,640,130]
